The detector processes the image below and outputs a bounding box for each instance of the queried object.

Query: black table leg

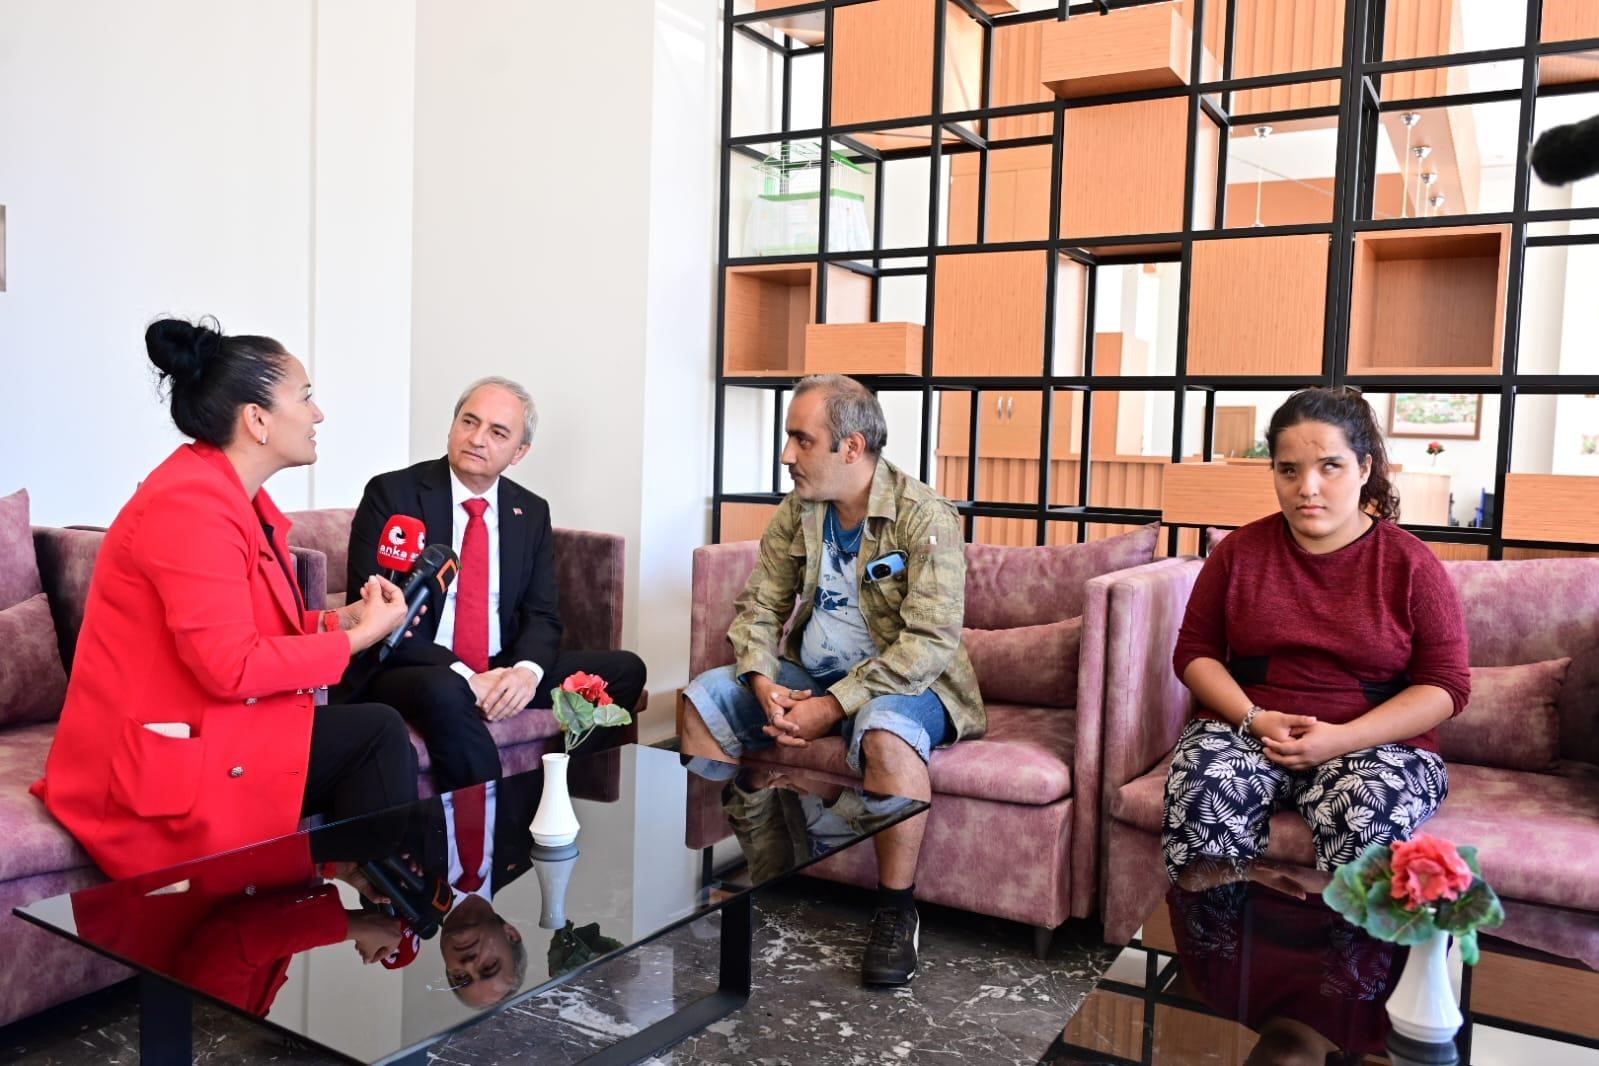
[581,893,754,1064]
[140,974,193,1065]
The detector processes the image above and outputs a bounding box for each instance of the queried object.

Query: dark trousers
[300,702,419,821]
[361,648,647,792]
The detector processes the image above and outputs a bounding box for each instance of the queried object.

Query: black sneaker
[862,905,919,986]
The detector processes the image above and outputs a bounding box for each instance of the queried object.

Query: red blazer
[33,443,351,879]
[70,834,348,1017]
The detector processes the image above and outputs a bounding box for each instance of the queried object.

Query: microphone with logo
[376,515,426,583]
[377,542,459,661]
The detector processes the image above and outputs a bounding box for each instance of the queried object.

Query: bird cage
[743,142,871,256]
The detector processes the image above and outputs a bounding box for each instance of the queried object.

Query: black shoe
[862,905,919,986]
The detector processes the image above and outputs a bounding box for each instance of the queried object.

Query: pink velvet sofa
[285,507,642,790]
[1089,553,1599,945]
[686,524,1160,954]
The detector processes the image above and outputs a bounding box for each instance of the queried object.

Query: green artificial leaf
[1457,845,1483,879]
[1456,929,1480,966]
[551,689,577,733]
[1363,882,1437,946]
[593,703,632,728]
[1324,843,1394,926]
[1434,880,1506,935]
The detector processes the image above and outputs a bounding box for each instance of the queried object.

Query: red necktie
[453,497,490,673]
[454,786,486,892]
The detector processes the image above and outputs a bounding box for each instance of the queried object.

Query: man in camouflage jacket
[681,374,983,986]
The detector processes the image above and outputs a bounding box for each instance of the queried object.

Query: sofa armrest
[291,545,328,613]
[1098,558,1203,796]
[1069,556,1196,916]
[32,526,106,674]
[688,541,762,679]
[552,528,626,651]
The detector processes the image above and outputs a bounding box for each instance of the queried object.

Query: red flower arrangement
[1325,832,1503,964]
[551,672,631,752]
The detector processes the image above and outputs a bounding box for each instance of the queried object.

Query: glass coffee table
[15,744,924,1065]
[1046,862,1599,1065]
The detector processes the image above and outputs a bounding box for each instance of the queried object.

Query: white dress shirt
[438,468,544,686]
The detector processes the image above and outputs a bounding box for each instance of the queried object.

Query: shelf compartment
[1161,462,1278,528]
[1502,474,1599,545]
[931,250,1087,378]
[830,0,982,149]
[1348,225,1509,376]
[1041,4,1216,100]
[802,322,923,376]
[1060,97,1219,246]
[1188,234,1330,376]
[1540,0,1599,86]
[723,264,872,376]
[750,0,826,47]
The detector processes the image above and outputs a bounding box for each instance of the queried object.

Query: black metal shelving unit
[713,0,1599,560]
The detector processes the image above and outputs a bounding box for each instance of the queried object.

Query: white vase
[531,847,578,929]
[530,752,580,847]
[1387,928,1464,1045]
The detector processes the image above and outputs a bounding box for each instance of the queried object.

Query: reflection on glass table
[14,745,925,1065]
[1047,860,1599,1066]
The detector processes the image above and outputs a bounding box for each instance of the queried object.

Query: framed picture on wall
[1387,393,1483,440]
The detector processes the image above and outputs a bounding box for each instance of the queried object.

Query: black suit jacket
[344,457,563,681]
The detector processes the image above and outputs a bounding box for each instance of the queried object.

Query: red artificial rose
[560,671,612,706]
[1389,833,1474,910]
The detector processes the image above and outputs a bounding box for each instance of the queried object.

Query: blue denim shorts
[683,660,953,773]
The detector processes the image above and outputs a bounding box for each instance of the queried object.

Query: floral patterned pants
[1160,719,1449,880]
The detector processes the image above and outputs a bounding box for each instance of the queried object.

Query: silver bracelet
[1237,705,1264,740]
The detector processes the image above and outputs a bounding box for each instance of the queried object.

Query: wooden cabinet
[1348,226,1509,375]
[1040,3,1215,99]
[1503,474,1599,544]
[931,251,1087,377]
[1393,470,1452,525]
[1061,97,1218,246]
[947,146,1053,245]
[830,0,982,148]
[1188,234,1329,376]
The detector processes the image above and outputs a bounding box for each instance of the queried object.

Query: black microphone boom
[377,543,459,659]
[1531,113,1599,187]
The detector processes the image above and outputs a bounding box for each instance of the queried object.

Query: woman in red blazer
[34,318,420,880]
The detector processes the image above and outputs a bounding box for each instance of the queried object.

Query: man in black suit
[340,376,646,789]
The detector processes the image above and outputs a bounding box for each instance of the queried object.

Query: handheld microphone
[378,543,459,660]
[1530,113,1599,187]
[376,515,426,583]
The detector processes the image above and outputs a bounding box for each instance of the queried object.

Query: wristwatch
[1237,705,1264,740]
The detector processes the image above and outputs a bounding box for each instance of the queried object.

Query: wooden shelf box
[1502,474,1599,545]
[802,322,923,376]
[830,0,982,149]
[1348,225,1510,376]
[931,251,1087,377]
[1161,462,1279,528]
[1541,0,1599,86]
[1041,3,1216,99]
[750,0,826,46]
[723,264,872,376]
[1060,97,1219,246]
[1188,234,1330,376]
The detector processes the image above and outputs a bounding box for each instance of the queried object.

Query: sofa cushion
[1113,756,1599,911]
[962,524,1158,630]
[405,710,563,772]
[744,703,1076,806]
[284,507,355,600]
[0,595,69,727]
[963,617,1081,708]
[0,489,43,612]
[0,722,94,881]
[1440,659,1570,772]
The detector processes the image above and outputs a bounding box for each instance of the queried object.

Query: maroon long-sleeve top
[1172,515,1471,753]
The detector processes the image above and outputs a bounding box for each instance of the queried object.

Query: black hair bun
[146,316,223,386]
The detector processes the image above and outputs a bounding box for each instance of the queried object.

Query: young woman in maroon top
[1161,387,1471,879]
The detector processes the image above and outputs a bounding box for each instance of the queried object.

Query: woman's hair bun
[146,316,224,385]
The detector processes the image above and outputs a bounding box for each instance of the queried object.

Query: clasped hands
[1249,709,1350,770]
[467,665,538,722]
[750,675,844,749]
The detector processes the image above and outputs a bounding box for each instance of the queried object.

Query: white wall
[411,0,719,739]
[0,0,414,525]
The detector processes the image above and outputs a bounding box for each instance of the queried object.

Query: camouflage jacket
[728,458,985,743]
